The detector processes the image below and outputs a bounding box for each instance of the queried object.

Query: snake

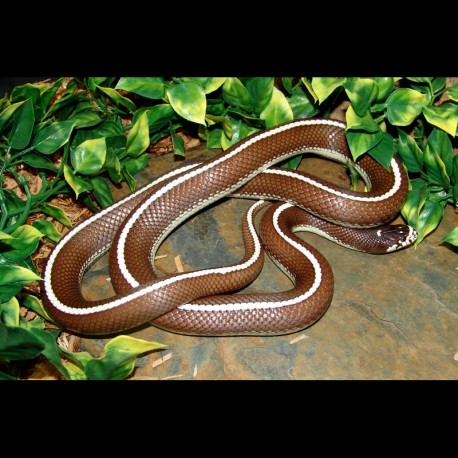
[41,118,417,336]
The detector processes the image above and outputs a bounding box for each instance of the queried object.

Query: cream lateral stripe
[43,200,266,315]
[43,164,201,297]
[179,202,323,313]
[117,119,346,287]
[262,158,402,202]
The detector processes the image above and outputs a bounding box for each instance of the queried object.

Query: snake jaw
[379,225,418,252]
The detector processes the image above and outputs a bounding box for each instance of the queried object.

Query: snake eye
[378,224,418,252]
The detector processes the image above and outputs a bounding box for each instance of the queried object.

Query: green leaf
[84,335,167,380]
[396,129,423,173]
[11,84,41,104]
[126,111,150,157]
[343,78,378,116]
[346,129,384,161]
[32,219,63,243]
[8,98,35,149]
[422,104,458,137]
[167,80,207,125]
[0,322,45,362]
[63,163,92,199]
[311,77,347,104]
[424,144,450,189]
[427,128,453,175]
[246,77,274,115]
[122,154,150,180]
[115,77,166,99]
[221,117,243,150]
[71,137,107,175]
[222,78,252,112]
[134,104,175,130]
[446,83,458,102]
[259,86,294,128]
[171,128,185,157]
[1,297,20,327]
[0,264,41,286]
[207,128,222,149]
[413,199,445,245]
[90,176,115,208]
[40,203,72,228]
[181,77,227,94]
[20,293,55,323]
[287,86,319,119]
[0,225,43,263]
[70,110,103,129]
[370,77,395,102]
[30,328,71,379]
[32,120,75,154]
[386,88,427,126]
[367,132,395,169]
[0,371,16,380]
[345,104,380,133]
[441,226,458,246]
[97,86,135,113]
[0,100,25,133]
[22,154,58,172]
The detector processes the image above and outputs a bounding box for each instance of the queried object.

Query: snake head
[376,224,418,253]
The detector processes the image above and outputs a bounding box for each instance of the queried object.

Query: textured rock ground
[80,145,458,380]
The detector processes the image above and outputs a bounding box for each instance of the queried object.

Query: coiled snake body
[41,118,417,336]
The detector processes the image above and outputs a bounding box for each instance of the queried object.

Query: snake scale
[41,118,417,336]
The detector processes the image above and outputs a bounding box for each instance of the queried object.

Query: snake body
[41,118,417,336]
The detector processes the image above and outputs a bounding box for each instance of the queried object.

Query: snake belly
[41,118,416,336]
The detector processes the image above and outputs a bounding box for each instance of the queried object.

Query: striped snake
[41,118,417,336]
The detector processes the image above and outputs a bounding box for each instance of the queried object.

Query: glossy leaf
[182,77,226,94]
[22,154,58,172]
[40,203,72,228]
[32,120,75,154]
[31,220,61,243]
[171,128,185,157]
[126,112,150,157]
[20,293,55,323]
[122,154,150,182]
[115,77,165,99]
[343,78,378,116]
[246,77,274,115]
[0,322,45,362]
[0,265,41,302]
[346,129,384,161]
[0,225,43,263]
[386,88,427,126]
[345,105,380,132]
[83,335,167,380]
[414,199,445,245]
[367,132,395,169]
[287,86,319,119]
[8,98,35,149]
[370,77,395,102]
[167,80,207,125]
[301,77,318,103]
[424,144,450,189]
[91,176,115,208]
[1,297,20,327]
[441,226,458,246]
[311,77,346,104]
[70,110,103,129]
[446,83,458,102]
[259,86,294,128]
[134,104,175,130]
[396,129,423,173]
[63,163,92,199]
[422,104,458,137]
[0,101,25,133]
[29,328,71,379]
[71,138,107,175]
[427,128,453,175]
[97,86,135,113]
[222,78,252,112]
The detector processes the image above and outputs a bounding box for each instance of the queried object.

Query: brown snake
[41,118,417,336]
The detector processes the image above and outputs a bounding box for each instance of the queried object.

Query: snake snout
[379,224,418,252]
